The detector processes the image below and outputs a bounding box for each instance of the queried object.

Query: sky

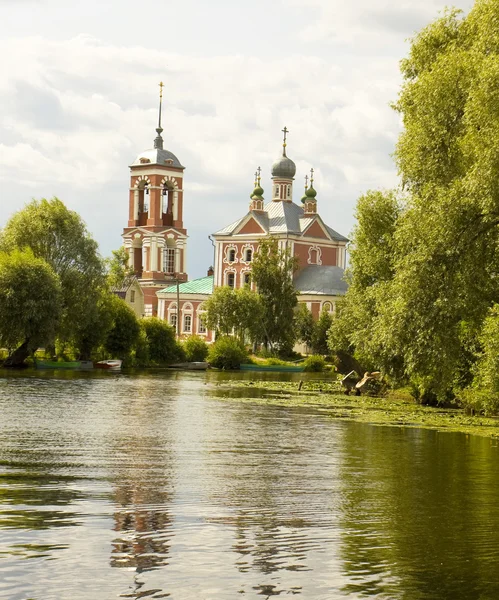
[0,0,473,279]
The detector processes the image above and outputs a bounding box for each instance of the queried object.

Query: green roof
[160,275,214,295]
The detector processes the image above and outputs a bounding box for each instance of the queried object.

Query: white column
[150,238,158,272]
[128,245,134,269]
[175,243,181,273]
[134,190,139,220]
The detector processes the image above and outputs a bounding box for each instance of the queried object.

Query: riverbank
[214,379,499,439]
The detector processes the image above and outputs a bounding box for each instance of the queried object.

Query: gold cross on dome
[257,166,261,184]
[304,174,309,190]
[310,167,314,186]
[282,126,289,147]
[159,81,164,99]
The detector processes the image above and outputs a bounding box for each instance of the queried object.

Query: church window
[275,185,279,198]
[322,301,333,314]
[287,186,291,198]
[228,248,236,262]
[170,313,177,329]
[163,248,175,274]
[227,272,235,288]
[245,249,252,262]
[130,290,135,303]
[198,315,207,334]
[184,314,192,333]
[244,272,251,286]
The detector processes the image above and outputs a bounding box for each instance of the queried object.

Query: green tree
[251,237,298,352]
[459,305,499,415]
[295,303,315,349]
[327,190,400,372]
[204,286,263,343]
[140,317,182,365]
[0,249,62,364]
[103,295,140,360]
[381,1,499,401]
[207,336,248,370]
[106,247,134,288]
[0,198,105,350]
[183,335,209,362]
[311,310,333,356]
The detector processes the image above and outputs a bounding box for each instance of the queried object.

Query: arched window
[182,303,193,333]
[274,185,279,198]
[245,249,252,262]
[310,248,318,264]
[287,186,291,198]
[322,301,333,314]
[243,272,251,286]
[228,248,236,262]
[227,272,235,288]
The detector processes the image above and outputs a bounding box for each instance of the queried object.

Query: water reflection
[2,370,499,599]
[338,425,499,599]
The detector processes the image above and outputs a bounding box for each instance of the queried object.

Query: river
[1,369,499,599]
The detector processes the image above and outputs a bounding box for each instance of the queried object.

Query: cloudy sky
[0,0,473,278]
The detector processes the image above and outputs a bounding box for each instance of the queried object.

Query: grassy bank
[214,379,499,439]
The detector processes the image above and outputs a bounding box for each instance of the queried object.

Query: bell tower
[122,82,188,316]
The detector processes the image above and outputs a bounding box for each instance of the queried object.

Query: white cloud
[0,0,475,277]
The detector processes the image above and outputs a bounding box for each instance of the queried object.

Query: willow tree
[329,1,499,402]
[380,1,499,401]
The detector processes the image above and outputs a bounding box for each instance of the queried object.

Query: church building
[123,88,349,337]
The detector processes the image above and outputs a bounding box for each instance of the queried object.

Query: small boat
[239,363,304,373]
[169,362,209,371]
[35,360,94,370]
[94,360,122,371]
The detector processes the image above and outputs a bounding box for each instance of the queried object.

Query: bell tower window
[163,247,175,274]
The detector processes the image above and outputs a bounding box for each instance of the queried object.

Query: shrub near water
[183,335,209,362]
[303,355,326,372]
[140,318,183,365]
[208,336,248,370]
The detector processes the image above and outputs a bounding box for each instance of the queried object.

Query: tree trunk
[4,340,30,368]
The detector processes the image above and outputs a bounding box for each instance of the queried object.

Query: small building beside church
[123,89,348,337]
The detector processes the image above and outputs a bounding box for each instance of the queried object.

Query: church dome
[131,148,184,169]
[306,185,317,199]
[271,154,296,179]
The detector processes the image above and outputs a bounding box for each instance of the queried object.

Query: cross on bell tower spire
[154,81,165,150]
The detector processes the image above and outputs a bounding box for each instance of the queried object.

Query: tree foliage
[207,336,248,370]
[106,247,134,288]
[0,198,105,349]
[183,335,209,362]
[204,285,263,342]
[103,295,140,359]
[251,237,298,351]
[0,249,61,354]
[139,317,182,365]
[295,303,315,348]
[311,310,333,356]
[330,2,499,406]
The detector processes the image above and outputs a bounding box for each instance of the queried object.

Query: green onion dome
[306,185,317,199]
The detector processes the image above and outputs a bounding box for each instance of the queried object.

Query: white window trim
[307,245,322,266]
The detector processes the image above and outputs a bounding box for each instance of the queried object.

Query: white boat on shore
[94,360,122,371]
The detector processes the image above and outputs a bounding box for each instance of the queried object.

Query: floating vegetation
[213,379,499,439]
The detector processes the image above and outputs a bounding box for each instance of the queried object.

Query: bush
[183,335,209,362]
[140,318,183,365]
[303,355,326,372]
[208,336,248,370]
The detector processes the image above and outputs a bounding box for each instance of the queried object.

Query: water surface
[1,370,499,599]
